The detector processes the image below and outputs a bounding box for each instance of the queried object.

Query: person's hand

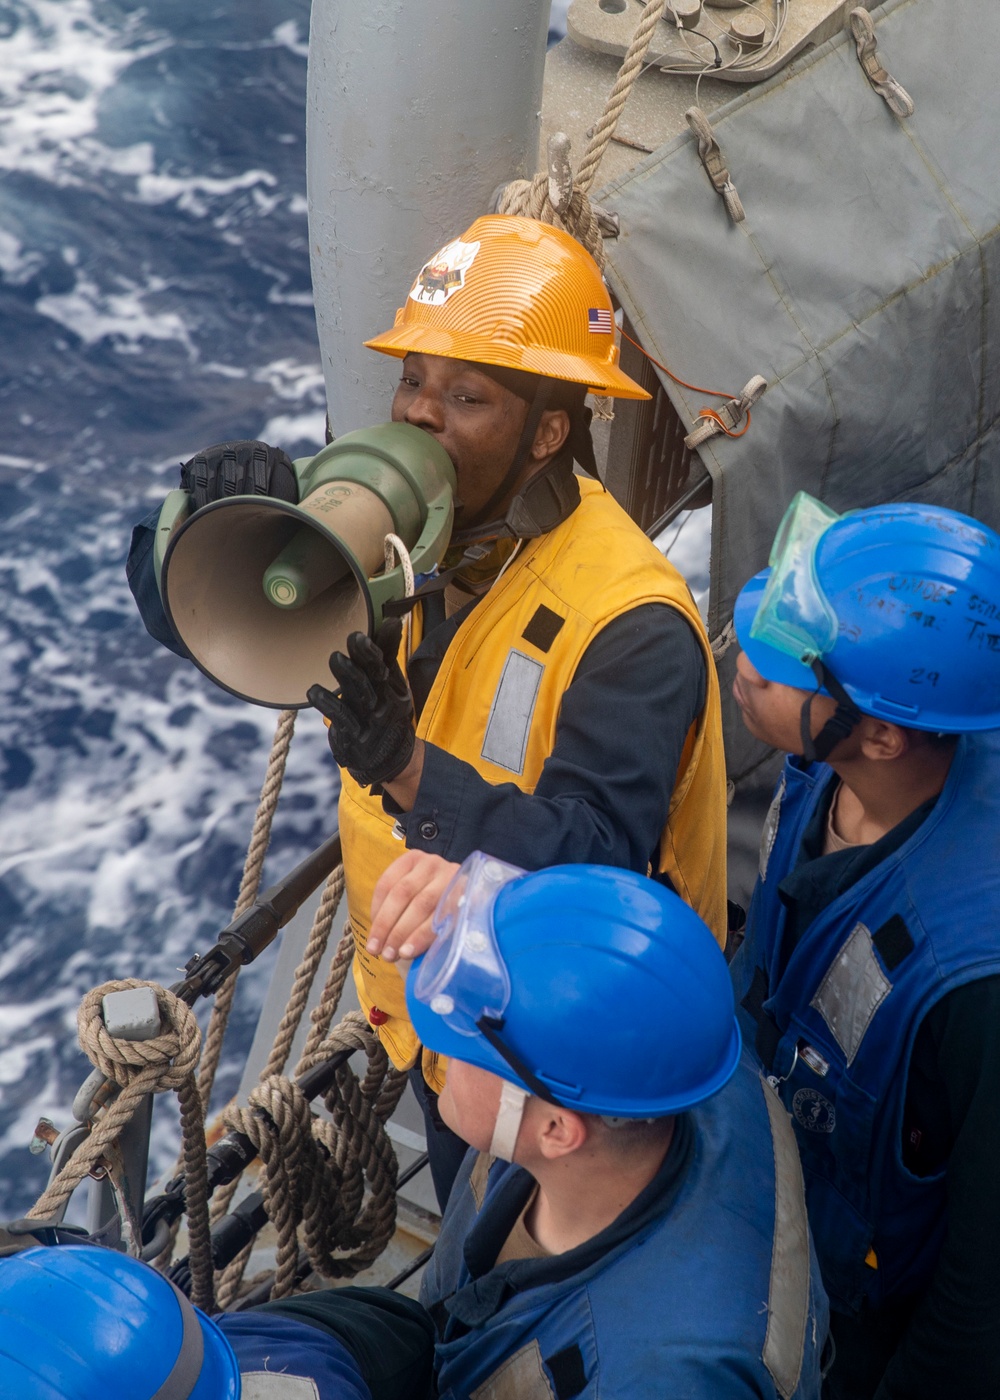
[368,851,460,963]
[306,618,415,789]
[179,439,298,509]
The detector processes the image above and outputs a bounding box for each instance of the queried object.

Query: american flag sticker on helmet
[587,307,613,334]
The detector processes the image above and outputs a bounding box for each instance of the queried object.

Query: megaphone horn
[155,423,455,709]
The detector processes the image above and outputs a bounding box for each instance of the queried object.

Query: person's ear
[535,1106,589,1161]
[857,717,909,762]
[530,407,571,462]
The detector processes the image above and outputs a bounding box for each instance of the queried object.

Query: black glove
[179,440,298,510]
[307,618,415,789]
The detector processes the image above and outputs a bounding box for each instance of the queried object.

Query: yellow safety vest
[338,479,727,1089]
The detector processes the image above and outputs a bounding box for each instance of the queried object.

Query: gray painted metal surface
[307,0,550,437]
[598,0,1000,782]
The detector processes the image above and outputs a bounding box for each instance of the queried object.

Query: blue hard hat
[735,500,1000,731]
[0,1245,240,1399]
[407,860,741,1117]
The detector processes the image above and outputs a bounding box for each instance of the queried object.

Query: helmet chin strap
[800,659,863,763]
[490,1079,529,1161]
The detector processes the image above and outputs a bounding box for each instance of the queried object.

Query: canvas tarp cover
[601,0,1000,784]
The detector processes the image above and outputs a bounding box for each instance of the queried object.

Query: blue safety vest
[216,1314,371,1400]
[421,1056,827,1400]
[731,731,1000,1314]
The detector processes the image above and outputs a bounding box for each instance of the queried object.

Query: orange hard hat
[365,215,650,401]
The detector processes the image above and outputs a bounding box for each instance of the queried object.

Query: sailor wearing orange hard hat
[126,215,729,1207]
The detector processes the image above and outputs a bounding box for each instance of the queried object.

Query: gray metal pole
[306,0,550,437]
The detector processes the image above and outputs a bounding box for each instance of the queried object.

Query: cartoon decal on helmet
[409,238,481,306]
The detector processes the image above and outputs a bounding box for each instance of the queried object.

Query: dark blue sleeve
[125,506,188,657]
[875,977,1000,1400]
[402,602,706,873]
[216,1314,372,1400]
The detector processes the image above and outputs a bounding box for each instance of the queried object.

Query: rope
[197,708,297,1115]
[574,0,667,194]
[32,659,403,1309]
[27,980,215,1311]
[296,921,355,1077]
[260,865,347,1083]
[219,1013,405,1300]
[385,532,416,661]
[151,706,299,1273]
[495,0,667,267]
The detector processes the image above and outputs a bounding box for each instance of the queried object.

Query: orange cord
[697,408,752,439]
[618,324,752,438]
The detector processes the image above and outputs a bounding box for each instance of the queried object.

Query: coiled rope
[219,1013,406,1304]
[31,689,407,1309]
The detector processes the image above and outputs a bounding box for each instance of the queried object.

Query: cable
[619,325,738,400]
[646,0,787,79]
[618,327,755,439]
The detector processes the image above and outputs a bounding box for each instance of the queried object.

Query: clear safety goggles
[412,850,524,1037]
[750,491,842,663]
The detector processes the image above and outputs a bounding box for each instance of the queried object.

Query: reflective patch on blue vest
[760,1076,811,1399]
[481,649,544,775]
[471,1340,556,1400]
[759,775,786,880]
[810,923,892,1065]
[242,1377,321,1399]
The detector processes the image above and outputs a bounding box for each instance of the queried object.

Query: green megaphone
[154,423,455,709]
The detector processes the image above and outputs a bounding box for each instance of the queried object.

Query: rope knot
[494,147,608,269]
[78,979,201,1092]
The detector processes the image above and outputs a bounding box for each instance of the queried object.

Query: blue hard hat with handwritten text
[734,496,1000,732]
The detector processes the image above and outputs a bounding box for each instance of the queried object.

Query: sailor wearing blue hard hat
[0,858,828,1399]
[728,493,1000,1400]
[359,850,828,1398]
[0,851,823,1400]
[0,1239,421,1399]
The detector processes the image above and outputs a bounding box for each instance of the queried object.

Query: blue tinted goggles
[412,851,523,1037]
[750,491,841,663]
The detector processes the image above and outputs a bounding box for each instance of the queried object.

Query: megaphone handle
[384,533,414,595]
[384,533,415,660]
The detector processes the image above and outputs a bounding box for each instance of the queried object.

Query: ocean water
[0,0,709,1219]
[0,0,336,1215]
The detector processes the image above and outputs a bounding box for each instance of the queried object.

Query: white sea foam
[0,0,167,183]
[0,0,295,218]
[0,229,45,286]
[271,20,309,59]
[259,410,327,448]
[35,269,196,352]
[136,168,278,216]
